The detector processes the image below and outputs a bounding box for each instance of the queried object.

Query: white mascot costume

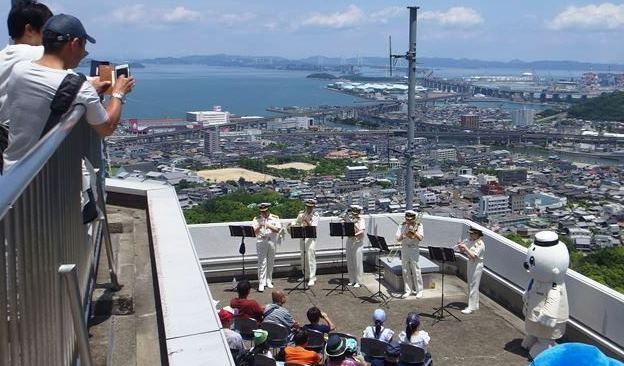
[521,230,569,359]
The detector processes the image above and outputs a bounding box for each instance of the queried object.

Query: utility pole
[391,6,419,210]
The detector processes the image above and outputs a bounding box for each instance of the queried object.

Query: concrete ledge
[106,179,234,365]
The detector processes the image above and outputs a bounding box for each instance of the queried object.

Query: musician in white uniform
[344,205,365,288]
[396,210,424,298]
[291,198,320,286]
[252,202,282,292]
[456,227,485,314]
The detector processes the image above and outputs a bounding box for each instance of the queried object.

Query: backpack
[40,72,87,138]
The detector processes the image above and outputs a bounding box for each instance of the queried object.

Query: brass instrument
[402,212,424,240]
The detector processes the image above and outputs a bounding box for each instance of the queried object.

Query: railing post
[102,216,122,291]
[58,264,93,366]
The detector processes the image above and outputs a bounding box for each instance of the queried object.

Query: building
[460,114,480,130]
[186,108,230,126]
[511,108,535,127]
[431,148,457,161]
[203,128,220,156]
[478,195,511,217]
[497,168,528,185]
[418,191,438,205]
[345,166,369,181]
[270,116,314,130]
[525,193,567,212]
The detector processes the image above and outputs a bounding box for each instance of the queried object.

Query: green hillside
[568,91,624,122]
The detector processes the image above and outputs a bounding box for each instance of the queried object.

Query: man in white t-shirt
[2,13,135,171]
[0,1,53,172]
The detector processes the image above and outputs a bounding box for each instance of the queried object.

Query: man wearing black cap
[456,227,485,314]
[1,13,135,171]
[252,202,282,292]
[291,198,320,286]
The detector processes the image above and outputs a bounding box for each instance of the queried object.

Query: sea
[85,64,365,119]
[82,64,558,120]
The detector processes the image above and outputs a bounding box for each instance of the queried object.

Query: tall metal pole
[405,6,419,210]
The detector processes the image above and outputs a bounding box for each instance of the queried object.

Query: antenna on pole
[389,6,419,210]
[389,35,393,77]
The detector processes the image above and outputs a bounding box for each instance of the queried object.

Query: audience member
[0,0,52,172]
[230,280,264,321]
[325,334,365,366]
[398,312,431,360]
[234,329,273,366]
[303,306,335,334]
[362,308,394,343]
[263,289,298,330]
[1,13,135,171]
[284,329,322,365]
[218,306,245,358]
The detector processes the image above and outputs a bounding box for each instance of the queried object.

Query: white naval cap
[534,230,559,247]
[350,205,363,212]
[304,198,317,206]
[258,202,271,211]
[405,210,417,217]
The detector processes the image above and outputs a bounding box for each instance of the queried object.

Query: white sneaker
[258,284,265,292]
[297,277,305,282]
[347,282,354,286]
[307,280,315,287]
[401,292,411,299]
[415,291,423,298]
[461,308,473,314]
[353,283,361,288]
[266,280,274,289]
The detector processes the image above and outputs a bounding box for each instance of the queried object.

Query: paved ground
[210,272,532,366]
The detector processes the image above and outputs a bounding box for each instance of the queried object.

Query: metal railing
[0,107,118,365]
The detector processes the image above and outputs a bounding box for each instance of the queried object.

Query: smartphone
[115,64,130,79]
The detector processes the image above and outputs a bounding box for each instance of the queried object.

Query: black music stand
[326,222,355,296]
[288,226,317,294]
[229,225,256,282]
[428,246,461,324]
[363,234,391,306]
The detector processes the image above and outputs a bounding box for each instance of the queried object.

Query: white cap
[405,210,417,216]
[534,230,559,247]
[350,205,363,212]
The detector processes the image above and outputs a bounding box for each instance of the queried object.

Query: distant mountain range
[131,54,624,72]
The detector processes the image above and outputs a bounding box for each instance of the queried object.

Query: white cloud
[370,6,404,24]
[162,6,202,23]
[301,4,365,29]
[420,7,484,27]
[218,12,257,26]
[548,3,624,30]
[112,4,146,25]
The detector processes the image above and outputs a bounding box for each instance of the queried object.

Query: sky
[1,1,623,63]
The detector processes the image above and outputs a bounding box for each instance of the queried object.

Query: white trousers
[401,245,423,294]
[257,239,275,285]
[299,238,317,282]
[467,260,484,310]
[346,238,363,284]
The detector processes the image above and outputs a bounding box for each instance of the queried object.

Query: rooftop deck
[209,273,530,366]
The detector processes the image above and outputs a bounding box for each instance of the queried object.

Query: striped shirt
[263,303,294,329]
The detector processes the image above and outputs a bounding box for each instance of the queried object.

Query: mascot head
[524,231,569,284]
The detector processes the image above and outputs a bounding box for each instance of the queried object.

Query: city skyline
[1,1,623,63]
